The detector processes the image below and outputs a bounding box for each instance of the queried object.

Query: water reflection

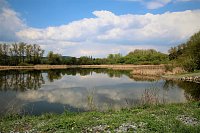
[46,68,131,82]
[0,69,130,91]
[164,80,200,101]
[0,70,44,91]
[130,75,161,82]
[0,68,199,115]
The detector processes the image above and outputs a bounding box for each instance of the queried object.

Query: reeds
[141,87,161,105]
[86,88,97,111]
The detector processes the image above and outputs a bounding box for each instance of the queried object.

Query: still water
[0,68,199,115]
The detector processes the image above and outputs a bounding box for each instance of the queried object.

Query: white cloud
[15,10,200,57]
[176,0,195,1]
[120,0,198,9]
[1,0,200,57]
[145,0,172,9]
[17,75,187,110]
[0,0,26,41]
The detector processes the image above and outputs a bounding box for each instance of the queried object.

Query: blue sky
[1,0,200,57]
[7,0,200,28]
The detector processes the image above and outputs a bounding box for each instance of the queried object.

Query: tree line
[1,30,199,72]
[168,30,200,72]
[0,42,168,66]
[47,49,169,65]
[0,42,44,65]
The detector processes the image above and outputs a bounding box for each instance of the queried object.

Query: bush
[152,60,160,65]
[18,62,33,66]
[181,57,197,72]
[164,64,174,72]
[140,61,152,65]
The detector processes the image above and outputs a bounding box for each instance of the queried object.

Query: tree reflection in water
[46,68,131,82]
[0,69,131,91]
[0,70,44,91]
[164,80,200,101]
[0,69,199,102]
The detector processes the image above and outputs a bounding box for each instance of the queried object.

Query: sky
[0,0,200,57]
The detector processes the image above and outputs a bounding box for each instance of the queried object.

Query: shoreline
[163,71,200,83]
[1,102,199,132]
[0,64,199,83]
[0,65,167,76]
[0,64,165,70]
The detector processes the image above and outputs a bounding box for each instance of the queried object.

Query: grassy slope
[0,102,199,133]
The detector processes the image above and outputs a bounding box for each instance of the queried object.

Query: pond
[0,68,199,115]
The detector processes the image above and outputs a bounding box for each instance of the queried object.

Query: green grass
[0,102,200,132]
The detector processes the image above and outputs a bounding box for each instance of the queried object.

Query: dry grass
[165,67,185,75]
[141,87,161,105]
[132,68,165,76]
[130,65,166,76]
[34,65,68,69]
[131,65,184,76]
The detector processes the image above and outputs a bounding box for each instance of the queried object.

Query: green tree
[169,30,200,71]
[47,51,62,65]
[78,56,93,65]
[18,42,26,63]
[125,49,168,65]
[107,53,123,64]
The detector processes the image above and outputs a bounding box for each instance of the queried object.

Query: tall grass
[141,87,161,105]
[86,88,97,111]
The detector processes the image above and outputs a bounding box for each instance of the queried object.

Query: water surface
[0,68,199,115]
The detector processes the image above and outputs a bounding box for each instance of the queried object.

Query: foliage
[107,53,123,64]
[124,49,169,65]
[63,57,77,65]
[64,50,168,65]
[18,62,33,66]
[78,56,93,65]
[164,61,177,72]
[47,51,62,65]
[0,42,170,66]
[168,31,200,72]
[0,42,44,65]
[180,56,197,72]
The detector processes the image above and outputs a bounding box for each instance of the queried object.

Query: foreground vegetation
[0,102,199,132]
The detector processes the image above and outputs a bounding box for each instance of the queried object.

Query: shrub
[152,60,160,65]
[181,57,197,72]
[18,62,33,66]
[164,64,174,72]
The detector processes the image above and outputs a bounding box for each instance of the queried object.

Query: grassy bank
[1,102,199,132]
[163,71,200,79]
